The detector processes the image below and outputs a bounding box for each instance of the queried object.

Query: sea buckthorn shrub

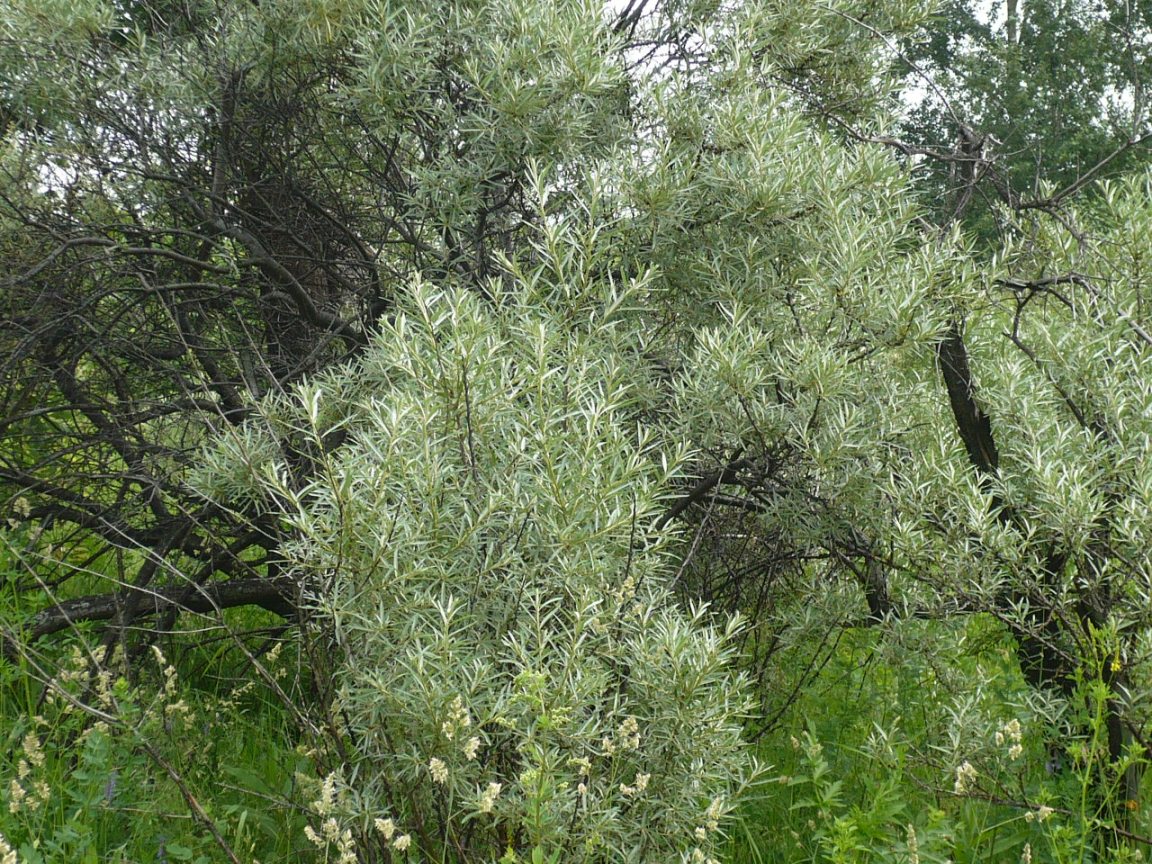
[193,277,763,863]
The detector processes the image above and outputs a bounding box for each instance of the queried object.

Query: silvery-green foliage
[928,175,1152,716]
[605,17,973,672]
[869,174,1152,616]
[192,256,761,861]
[603,0,1152,787]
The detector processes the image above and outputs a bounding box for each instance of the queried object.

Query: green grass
[4,530,1150,864]
[722,616,1152,864]
[0,584,317,864]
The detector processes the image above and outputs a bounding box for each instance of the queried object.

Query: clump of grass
[0,569,316,864]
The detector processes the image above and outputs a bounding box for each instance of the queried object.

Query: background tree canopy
[0,0,1150,862]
